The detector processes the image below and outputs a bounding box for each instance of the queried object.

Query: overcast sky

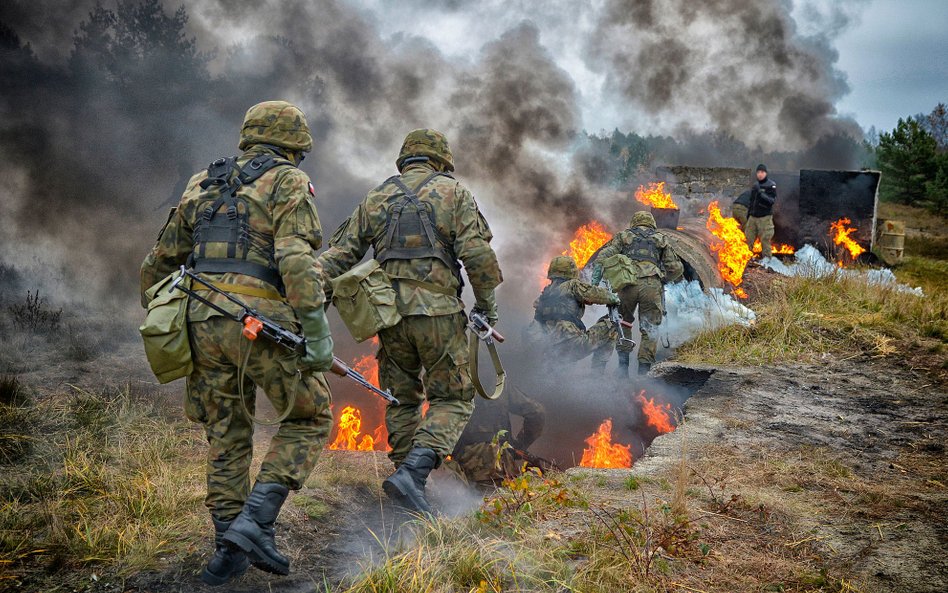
[834,0,948,132]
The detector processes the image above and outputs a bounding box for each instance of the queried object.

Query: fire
[637,391,675,434]
[634,181,678,210]
[562,221,611,268]
[706,200,753,298]
[830,218,865,262]
[752,239,796,255]
[328,405,380,451]
[579,418,633,469]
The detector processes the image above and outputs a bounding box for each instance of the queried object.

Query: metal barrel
[650,206,681,230]
[876,219,905,265]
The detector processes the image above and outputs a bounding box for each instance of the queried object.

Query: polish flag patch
[308,182,316,197]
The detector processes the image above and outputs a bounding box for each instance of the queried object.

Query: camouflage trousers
[745,215,775,257]
[378,312,474,466]
[186,317,332,521]
[450,442,556,486]
[618,277,664,364]
[530,317,617,367]
[731,203,748,228]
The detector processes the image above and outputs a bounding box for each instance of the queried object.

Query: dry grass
[0,383,206,591]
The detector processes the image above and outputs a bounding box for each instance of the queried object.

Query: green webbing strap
[237,337,299,426]
[469,331,505,400]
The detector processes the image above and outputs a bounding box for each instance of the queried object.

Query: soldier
[140,101,334,585]
[318,129,502,514]
[745,163,777,257]
[525,255,622,370]
[731,189,751,228]
[591,211,683,376]
[451,387,547,486]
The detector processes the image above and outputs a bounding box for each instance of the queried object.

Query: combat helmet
[630,210,657,229]
[396,128,455,172]
[547,255,579,280]
[238,101,312,152]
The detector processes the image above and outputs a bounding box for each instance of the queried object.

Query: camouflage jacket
[534,279,616,328]
[319,162,502,317]
[140,146,325,324]
[456,387,545,449]
[595,226,683,282]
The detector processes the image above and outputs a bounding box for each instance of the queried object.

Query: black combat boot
[222,482,291,575]
[201,517,249,586]
[382,447,438,515]
[616,351,631,378]
[638,361,652,375]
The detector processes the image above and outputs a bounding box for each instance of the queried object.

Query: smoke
[0,0,870,324]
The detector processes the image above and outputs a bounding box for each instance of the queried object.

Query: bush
[8,290,63,333]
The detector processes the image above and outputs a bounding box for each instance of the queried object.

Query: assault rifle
[608,305,636,350]
[170,266,399,405]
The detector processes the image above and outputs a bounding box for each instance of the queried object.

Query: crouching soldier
[451,387,549,486]
[591,211,683,376]
[140,101,334,585]
[317,129,502,514]
[525,255,621,370]
[732,189,751,228]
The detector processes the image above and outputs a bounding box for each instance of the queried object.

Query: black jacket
[733,190,751,208]
[749,178,777,217]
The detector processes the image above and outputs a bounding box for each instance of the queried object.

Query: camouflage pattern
[140,106,331,522]
[185,317,332,520]
[396,128,455,172]
[528,278,618,364]
[731,203,749,227]
[595,214,684,282]
[547,255,579,280]
[618,277,664,364]
[745,214,775,257]
[238,100,313,153]
[378,313,475,464]
[320,162,502,318]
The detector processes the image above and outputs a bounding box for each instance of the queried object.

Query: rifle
[170,266,399,406]
[607,305,636,351]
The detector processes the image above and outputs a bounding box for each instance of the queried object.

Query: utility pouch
[600,253,637,290]
[139,270,193,383]
[331,259,402,342]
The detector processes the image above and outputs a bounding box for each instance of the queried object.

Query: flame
[562,221,611,268]
[830,218,865,262]
[328,405,379,451]
[706,200,753,298]
[752,239,796,255]
[579,418,633,469]
[636,391,675,434]
[634,182,678,210]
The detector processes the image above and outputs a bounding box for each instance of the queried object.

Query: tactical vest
[374,172,463,290]
[188,153,294,292]
[621,227,662,266]
[533,280,585,329]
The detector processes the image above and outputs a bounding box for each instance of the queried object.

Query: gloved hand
[607,291,621,306]
[590,263,604,287]
[299,309,334,372]
[472,287,499,326]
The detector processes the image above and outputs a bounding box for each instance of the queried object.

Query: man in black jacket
[745,164,777,257]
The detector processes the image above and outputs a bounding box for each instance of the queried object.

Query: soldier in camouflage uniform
[140,101,334,585]
[525,255,621,370]
[451,387,547,485]
[317,129,502,514]
[591,211,683,376]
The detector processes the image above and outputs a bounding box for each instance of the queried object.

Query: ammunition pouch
[600,253,637,291]
[139,270,193,383]
[330,259,402,343]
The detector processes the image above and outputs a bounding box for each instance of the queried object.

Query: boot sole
[222,531,290,576]
[382,478,432,516]
[200,559,249,587]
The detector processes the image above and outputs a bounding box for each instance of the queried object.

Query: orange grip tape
[242,317,263,341]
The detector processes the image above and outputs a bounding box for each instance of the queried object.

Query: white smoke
[761,245,923,295]
[660,279,757,350]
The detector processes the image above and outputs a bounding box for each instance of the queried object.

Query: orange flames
[634,182,678,210]
[328,338,390,452]
[752,239,796,255]
[637,391,675,434]
[562,221,612,268]
[706,200,754,298]
[830,218,865,262]
[579,418,633,469]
